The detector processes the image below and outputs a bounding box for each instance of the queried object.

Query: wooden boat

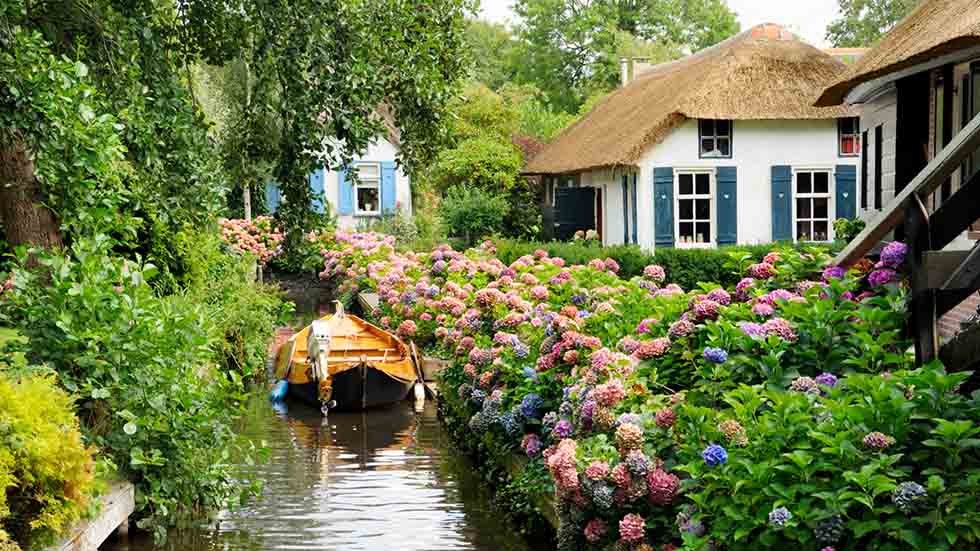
[272,307,418,412]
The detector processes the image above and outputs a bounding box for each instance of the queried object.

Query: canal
[102,391,532,551]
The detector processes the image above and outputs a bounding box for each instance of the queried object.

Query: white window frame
[698,119,733,159]
[838,117,861,157]
[792,167,835,242]
[674,169,715,248]
[354,162,381,216]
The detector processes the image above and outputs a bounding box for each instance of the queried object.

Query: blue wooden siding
[716,167,737,246]
[654,167,674,248]
[381,161,397,214]
[771,166,793,242]
[835,165,857,220]
[338,166,354,215]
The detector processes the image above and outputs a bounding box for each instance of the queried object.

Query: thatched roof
[524,24,856,175]
[817,0,980,107]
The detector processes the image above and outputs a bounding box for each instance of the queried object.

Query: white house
[525,23,861,250]
[265,109,412,229]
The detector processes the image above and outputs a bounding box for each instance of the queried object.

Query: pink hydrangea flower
[747,262,776,279]
[593,379,626,407]
[618,513,646,543]
[585,460,610,481]
[643,265,666,283]
[584,518,608,543]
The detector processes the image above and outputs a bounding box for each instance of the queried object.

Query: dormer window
[699,119,732,158]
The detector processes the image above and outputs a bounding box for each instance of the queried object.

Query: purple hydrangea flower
[703,347,728,364]
[552,419,573,439]
[739,322,765,338]
[702,443,728,467]
[521,393,544,419]
[617,413,641,426]
[822,266,847,281]
[815,372,838,388]
[880,241,908,268]
[769,506,792,527]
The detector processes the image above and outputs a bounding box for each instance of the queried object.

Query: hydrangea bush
[315,232,980,550]
[218,216,284,266]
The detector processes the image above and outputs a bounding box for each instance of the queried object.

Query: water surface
[102,394,530,551]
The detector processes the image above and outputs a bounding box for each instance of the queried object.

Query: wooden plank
[916,251,970,290]
[940,322,980,372]
[834,111,980,267]
[356,292,379,312]
[943,241,980,291]
[937,288,976,318]
[46,481,134,551]
[928,168,980,250]
[905,199,938,364]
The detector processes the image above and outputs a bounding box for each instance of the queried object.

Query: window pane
[841,136,856,155]
[679,198,694,220]
[717,138,731,157]
[679,174,694,195]
[716,120,731,136]
[695,198,710,220]
[695,174,710,195]
[814,197,829,219]
[357,164,380,178]
[700,119,715,136]
[679,222,694,241]
[814,172,829,193]
[813,221,829,241]
[696,222,711,243]
[796,221,811,241]
[797,198,811,218]
[797,172,812,193]
[700,139,716,156]
[357,187,379,212]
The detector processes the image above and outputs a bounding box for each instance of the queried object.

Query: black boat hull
[286,364,414,411]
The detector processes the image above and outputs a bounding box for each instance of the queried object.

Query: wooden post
[906,196,938,364]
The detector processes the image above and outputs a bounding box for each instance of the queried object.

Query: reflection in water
[102,393,531,551]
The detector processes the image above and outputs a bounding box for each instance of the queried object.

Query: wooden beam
[937,289,975,318]
[943,241,980,291]
[916,251,971,289]
[940,322,980,373]
[834,111,980,267]
[905,198,938,364]
[928,168,980,250]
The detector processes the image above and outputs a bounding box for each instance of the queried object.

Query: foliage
[826,0,919,47]
[439,186,511,246]
[465,20,521,91]
[434,136,524,191]
[511,0,740,111]
[2,237,265,538]
[0,372,96,548]
[834,217,867,245]
[500,84,577,143]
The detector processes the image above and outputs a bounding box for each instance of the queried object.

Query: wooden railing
[835,112,980,369]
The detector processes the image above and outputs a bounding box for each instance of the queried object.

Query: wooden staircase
[834,112,980,371]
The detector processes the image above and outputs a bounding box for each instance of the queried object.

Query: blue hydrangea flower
[577,310,590,319]
[702,443,728,467]
[571,294,587,305]
[522,366,538,381]
[468,389,486,409]
[521,393,544,419]
[703,347,728,364]
[513,340,530,359]
[500,408,523,437]
[768,507,792,527]
[617,413,641,426]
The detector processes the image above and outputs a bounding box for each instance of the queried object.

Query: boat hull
[285,364,414,411]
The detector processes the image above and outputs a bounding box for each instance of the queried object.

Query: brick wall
[938,292,980,340]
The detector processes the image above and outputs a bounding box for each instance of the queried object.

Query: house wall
[322,137,411,230]
[632,118,856,250]
[858,85,899,216]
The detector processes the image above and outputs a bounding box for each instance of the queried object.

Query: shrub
[3,236,264,538]
[440,185,510,245]
[0,372,96,548]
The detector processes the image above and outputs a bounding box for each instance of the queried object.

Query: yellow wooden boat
[272,307,418,411]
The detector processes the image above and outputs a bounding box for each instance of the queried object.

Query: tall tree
[466,19,520,90]
[826,0,920,47]
[512,0,739,112]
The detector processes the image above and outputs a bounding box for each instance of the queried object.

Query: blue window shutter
[381,161,397,214]
[771,166,793,242]
[309,168,325,213]
[716,167,737,246]
[265,181,281,214]
[654,167,674,248]
[621,174,629,244]
[631,174,638,245]
[835,165,857,220]
[338,167,354,215]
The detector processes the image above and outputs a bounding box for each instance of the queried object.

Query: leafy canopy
[826,0,920,47]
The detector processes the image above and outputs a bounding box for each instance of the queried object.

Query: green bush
[0,372,96,548]
[3,236,265,538]
[440,185,510,246]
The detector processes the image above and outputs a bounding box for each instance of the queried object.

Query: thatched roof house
[526,24,854,175]
[816,0,980,107]
[528,24,861,252]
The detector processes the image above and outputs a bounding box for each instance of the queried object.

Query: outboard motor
[307,319,334,416]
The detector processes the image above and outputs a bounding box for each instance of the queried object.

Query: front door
[555,187,596,241]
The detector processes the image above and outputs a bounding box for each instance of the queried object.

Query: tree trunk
[0,139,63,250]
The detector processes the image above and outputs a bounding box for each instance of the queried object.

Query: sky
[478,0,842,48]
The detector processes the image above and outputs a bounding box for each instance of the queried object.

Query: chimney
[620,57,629,87]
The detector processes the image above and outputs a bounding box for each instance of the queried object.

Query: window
[874,126,883,209]
[355,163,380,215]
[699,120,732,158]
[838,118,860,156]
[794,170,832,242]
[675,171,713,247]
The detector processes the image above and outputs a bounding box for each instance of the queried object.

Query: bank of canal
[102,391,533,551]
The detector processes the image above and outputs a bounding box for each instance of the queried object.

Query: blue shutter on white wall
[835,165,857,220]
[771,166,793,242]
[716,167,737,246]
[654,167,674,248]
[309,168,325,213]
[338,167,354,215]
[381,161,397,214]
[265,181,281,213]
[621,175,629,244]
[631,174,638,245]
